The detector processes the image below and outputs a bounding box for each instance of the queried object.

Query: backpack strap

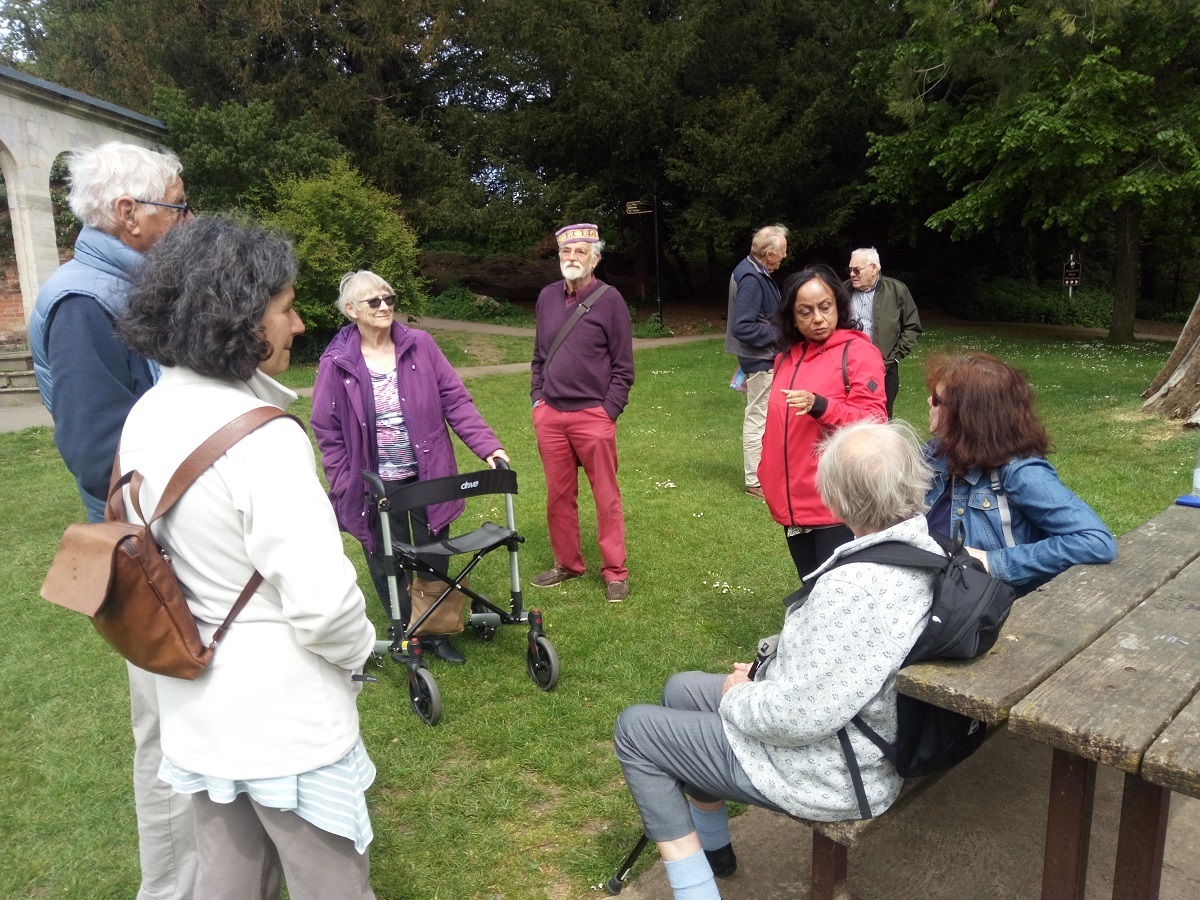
[837,712,900,820]
[781,540,948,612]
[826,540,949,572]
[149,407,300,525]
[836,725,875,820]
[988,468,1017,548]
[110,407,301,645]
[542,283,609,371]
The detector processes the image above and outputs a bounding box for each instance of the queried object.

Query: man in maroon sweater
[530,223,635,602]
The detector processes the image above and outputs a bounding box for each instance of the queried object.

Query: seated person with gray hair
[614,420,942,900]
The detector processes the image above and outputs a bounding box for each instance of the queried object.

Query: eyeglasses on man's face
[559,245,594,260]
[848,263,876,277]
[136,198,192,217]
[359,294,397,309]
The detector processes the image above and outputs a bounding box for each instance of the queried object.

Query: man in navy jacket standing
[26,141,195,900]
[725,225,788,500]
[28,141,192,523]
[529,223,635,602]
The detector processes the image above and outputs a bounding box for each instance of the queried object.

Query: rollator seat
[361,461,560,727]
[395,521,515,558]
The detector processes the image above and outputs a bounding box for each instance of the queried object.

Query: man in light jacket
[844,247,922,417]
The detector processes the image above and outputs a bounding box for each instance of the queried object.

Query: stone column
[0,145,59,324]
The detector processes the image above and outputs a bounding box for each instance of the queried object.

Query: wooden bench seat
[784,744,976,900]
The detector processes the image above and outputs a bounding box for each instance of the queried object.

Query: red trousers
[533,404,628,582]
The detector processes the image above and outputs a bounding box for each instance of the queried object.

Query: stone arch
[0,63,166,342]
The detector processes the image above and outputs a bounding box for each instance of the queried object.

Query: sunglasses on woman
[359,294,397,309]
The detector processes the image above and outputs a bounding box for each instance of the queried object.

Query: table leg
[811,830,850,900]
[1041,748,1096,900]
[1111,775,1170,900]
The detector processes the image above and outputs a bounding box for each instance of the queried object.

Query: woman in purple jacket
[312,270,508,664]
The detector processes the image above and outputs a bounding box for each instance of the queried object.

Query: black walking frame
[360,461,560,726]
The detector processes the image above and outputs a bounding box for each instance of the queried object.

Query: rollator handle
[361,470,386,500]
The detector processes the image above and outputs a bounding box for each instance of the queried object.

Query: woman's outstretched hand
[781,389,816,416]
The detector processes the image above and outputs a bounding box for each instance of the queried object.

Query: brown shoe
[531,565,583,588]
[606,580,629,602]
[745,484,765,500]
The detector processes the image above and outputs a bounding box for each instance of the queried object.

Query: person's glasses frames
[136,198,192,217]
[848,264,875,276]
[359,294,397,309]
[930,393,943,407]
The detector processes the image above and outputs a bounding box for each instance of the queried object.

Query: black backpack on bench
[782,532,1017,818]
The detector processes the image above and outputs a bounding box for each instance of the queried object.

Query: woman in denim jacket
[923,352,1116,596]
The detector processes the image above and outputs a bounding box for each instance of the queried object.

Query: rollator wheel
[409,668,442,726]
[526,635,560,692]
[471,601,497,641]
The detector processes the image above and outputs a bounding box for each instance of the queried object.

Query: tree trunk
[1142,289,1200,424]
[1107,197,1141,342]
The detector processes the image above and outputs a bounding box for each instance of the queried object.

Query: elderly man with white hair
[28,141,193,522]
[725,224,789,500]
[844,247,922,418]
[26,141,195,900]
[615,420,941,900]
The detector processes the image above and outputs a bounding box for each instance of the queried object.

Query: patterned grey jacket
[720,515,940,821]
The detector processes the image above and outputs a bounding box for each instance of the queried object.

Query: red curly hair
[925,352,1051,475]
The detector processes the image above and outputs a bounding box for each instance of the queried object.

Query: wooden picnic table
[896,502,1200,900]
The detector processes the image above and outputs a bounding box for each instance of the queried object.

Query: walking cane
[605,833,649,894]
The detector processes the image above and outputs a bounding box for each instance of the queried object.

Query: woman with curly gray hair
[118,216,379,899]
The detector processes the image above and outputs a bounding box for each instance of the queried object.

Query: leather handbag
[40,407,298,679]
[408,574,469,636]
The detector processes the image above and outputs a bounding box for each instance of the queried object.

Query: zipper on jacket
[781,344,809,526]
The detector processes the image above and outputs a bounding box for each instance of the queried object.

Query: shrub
[427,283,535,327]
[631,313,673,339]
[265,160,426,349]
[958,277,1113,329]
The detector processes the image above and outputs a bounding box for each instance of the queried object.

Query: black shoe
[705,843,737,878]
[423,635,466,665]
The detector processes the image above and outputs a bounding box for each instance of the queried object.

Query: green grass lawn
[2,326,1194,898]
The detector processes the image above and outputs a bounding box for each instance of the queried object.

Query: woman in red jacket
[758,264,888,581]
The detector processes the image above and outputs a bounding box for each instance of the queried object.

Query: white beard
[560,259,586,281]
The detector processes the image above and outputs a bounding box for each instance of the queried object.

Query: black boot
[705,843,737,878]
[423,635,466,665]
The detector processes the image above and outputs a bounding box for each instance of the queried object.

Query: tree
[866,0,1200,341]
[265,159,425,349]
[152,87,345,214]
[1142,291,1200,423]
[8,0,903,266]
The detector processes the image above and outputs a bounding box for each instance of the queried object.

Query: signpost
[1064,252,1081,297]
[625,195,662,323]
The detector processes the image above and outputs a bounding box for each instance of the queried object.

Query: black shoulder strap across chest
[785,340,851,396]
[782,537,948,613]
[543,283,608,370]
